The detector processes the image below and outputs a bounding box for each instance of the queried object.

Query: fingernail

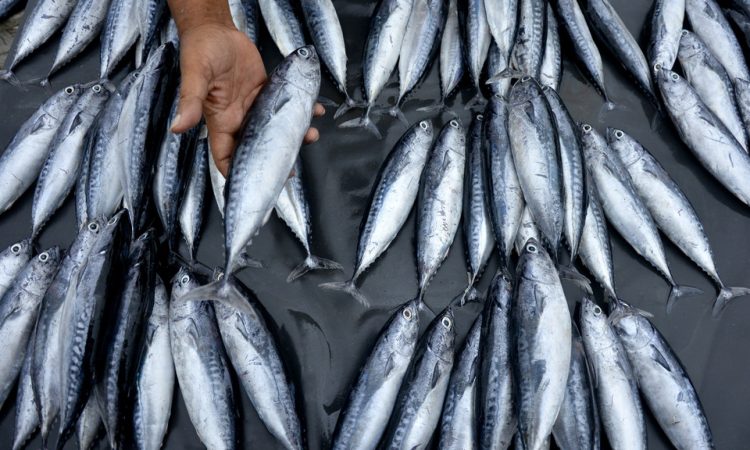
[170,113,181,131]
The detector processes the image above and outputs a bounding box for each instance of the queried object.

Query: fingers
[303,127,320,144]
[314,103,325,117]
[171,62,210,133]
[209,131,237,177]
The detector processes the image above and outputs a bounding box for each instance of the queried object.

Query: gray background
[0,0,748,448]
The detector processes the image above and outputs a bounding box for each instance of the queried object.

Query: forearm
[167,0,234,33]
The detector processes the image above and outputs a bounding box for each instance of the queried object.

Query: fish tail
[333,96,357,119]
[387,105,408,125]
[666,284,704,313]
[317,95,338,107]
[0,70,21,88]
[713,286,750,316]
[338,107,382,139]
[287,255,343,282]
[178,278,255,316]
[557,264,593,293]
[237,248,264,269]
[318,279,370,308]
[465,91,487,110]
[486,68,517,84]
[416,100,446,112]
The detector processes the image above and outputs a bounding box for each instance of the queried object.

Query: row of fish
[329,240,713,450]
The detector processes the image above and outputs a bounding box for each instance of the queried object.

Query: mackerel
[435,0,464,107]
[463,0,492,105]
[735,77,750,142]
[178,130,208,261]
[485,0,518,79]
[49,0,113,78]
[487,43,512,98]
[648,0,685,69]
[506,0,546,79]
[77,393,104,450]
[12,341,39,450]
[258,0,306,56]
[539,5,561,91]
[100,0,140,78]
[578,190,617,300]
[207,143,226,217]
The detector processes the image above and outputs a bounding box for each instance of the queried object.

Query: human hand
[169,22,324,176]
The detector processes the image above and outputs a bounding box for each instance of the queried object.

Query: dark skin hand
[168,0,324,177]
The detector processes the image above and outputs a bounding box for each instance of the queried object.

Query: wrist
[168,0,235,35]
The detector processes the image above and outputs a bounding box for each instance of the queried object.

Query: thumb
[171,63,210,133]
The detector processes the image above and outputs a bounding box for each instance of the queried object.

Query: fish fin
[608,299,653,325]
[178,279,255,317]
[237,250,264,269]
[318,280,370,308]
[286,255,343,282]
[333,96,357,120]
[464,91,487,110]
[387,105,408,125]
[186,318,201,347]
[597,100,618,122]
[666,284,703,313]
[384,354,395,378]
[317,96,338,107]
[713,286,750,316]
[338,110,382,139]
[487,69,518,83]
[0,70,22,88]
[417,299,437,317]
[415,101,445,112]
[430,364,440,389]
[649,344,672,373]
[557,265,593,293]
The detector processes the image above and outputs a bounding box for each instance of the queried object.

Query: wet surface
[0,0,749,449]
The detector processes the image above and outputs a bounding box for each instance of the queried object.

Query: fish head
[1,239,33,266]
[606,128,644,167]
[440,118,466,156]
[171,266,199,298]
[612,311,654,351]
[428,307,456,363]
[515,238,558,285]
[390,299,421,356]
[579,123,610,165]
[654,66,696,112]
[280,46,321,96]
[579,295,614,350]
[677,29,704,62]
[488,268,513,311]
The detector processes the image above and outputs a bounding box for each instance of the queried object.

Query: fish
[320,120,433,307]
[463,113,495,300]
[380,307,455,450]
[512,239,572,450]
[331,299,420,450]
[176,134,206,259]
[506,0,546,79]
[463,0,492,106]
[117,43,179,234]
[134,276,175,450]
[507,78,562,257]
[0,247,61,410]
[77,393,104,450]
[539,5,562,91]
[543,86,587,261]
[207,142,226,217]
[655,67,750,206]
[514,207,541,255]
[431,0,464,109]
[578,189,617,300]
[580,297,646,450]
[32,82,113,239]
[612,304,714,449]
[686,0,750,82]
[339,0,412,138]
[96,230,157,449]
[100,0,140,78]
[12,341,39,450]
[258,0,306,56]
[735,77,750,141]
[415,119,466,300]
[76,134,93,228]
[438,314,481,450]
[485,95,524,265]
[580,123,700,309]
[0,239,33,298]
[135,0,168,67]
[726,8,750,50]
[394,0,446,118]
[154,95,200,240]
[1,0,77,78]
[57,213,125,446]
[607,128,750,314]
[485,0,518,79]
[170,268,237,450]
[552,324,600,450]
[477,270,516,450]
[487,43,512,98]
[0,84,83,215]
[648,0,685,69]
[299,0,353,118]
[48,0,113,79]
[678,30,747,149]
[585,0,655,98]
[214,274,304,450]
[554,0,608,98]
[86,73,139,221]
[31,218,111,446]
[275,158,343,282]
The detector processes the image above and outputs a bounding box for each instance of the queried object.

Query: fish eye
[297,47,310,58]
[92,84,102,93]
[64,86,75,94]
[521,76,531,82]
[654,63,662,72]
[593,305,602,315]
[671,73,679,81]
[441,317,452,329]
[420,121,430,130]
[10,244,20,254]
[216,272,225,281]
[449,119,459,128]
[527,244,538,253]
[38,252,49,262]
[582,124,592,133]
[180,274,190,284]
[681,30,688,36]
[615,130,624,139]
[108,215,119,224]
[494,93,503,99]
[476,114,484,121]
[402,308,413,320]
[88,222,99,232]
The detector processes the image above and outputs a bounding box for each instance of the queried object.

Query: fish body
[51,0,113,76]
[648,0,685,69]
[208,144,227,217]
[578,191,617,300]
[539,6,561,91]
[485,0,518,78]
[300,0,349,104]
[135,0,167,66]
[398,0,446,104]
[438,0,464,102]
[258,0,306,56]
[77,394,104,450]
[178,131,208,260]
[514,207,541,255]
[463,0,492,95]
[12,341,39,450]
[100,0,140,78]
[508,0,546,78]
[554,0,606,96]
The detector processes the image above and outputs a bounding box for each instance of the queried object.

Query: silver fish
[507,0,546,79]
[0,239,33,299]
[487,43,512,98]
[735,77,750,141]
[436,0,464,106]
[607,128,750,314]
[514,207,541,255]
[77,393,104,450]
[12,341,39,450]
[135,0,167,67]
[581,123,700,308]
[686,0,750,82]
[331,300,420,450]
[508,78,562,257]
[214,275,303,450]
[380,307,455,450]
[678,30,747,150]
[612,305,714,450]
[578,190,617,300]
[49,0,113,78]
[478,270,515,450]
[486,95,525,265]
[134,276,175,450]
[207,141,226,217]
[179,133,208,261]
[463,113,495,299]
[552,324,600,450]
[0,247,61,410]
[539,5,562,91]
[320,120,433,307]
[648,0,685,69]
[170,268,237,450]
[32,82,113,238]
[416,119,465,299]
[464,0,492,105]
[656,68,750,206]
[275,158,343,282]
[0,84,83,215]
[438,315,481,450]
[100,0,140,78]
[543,86,587,260]
[485,0,518,78]
[258,0,306,56]
[580,298,646,450]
